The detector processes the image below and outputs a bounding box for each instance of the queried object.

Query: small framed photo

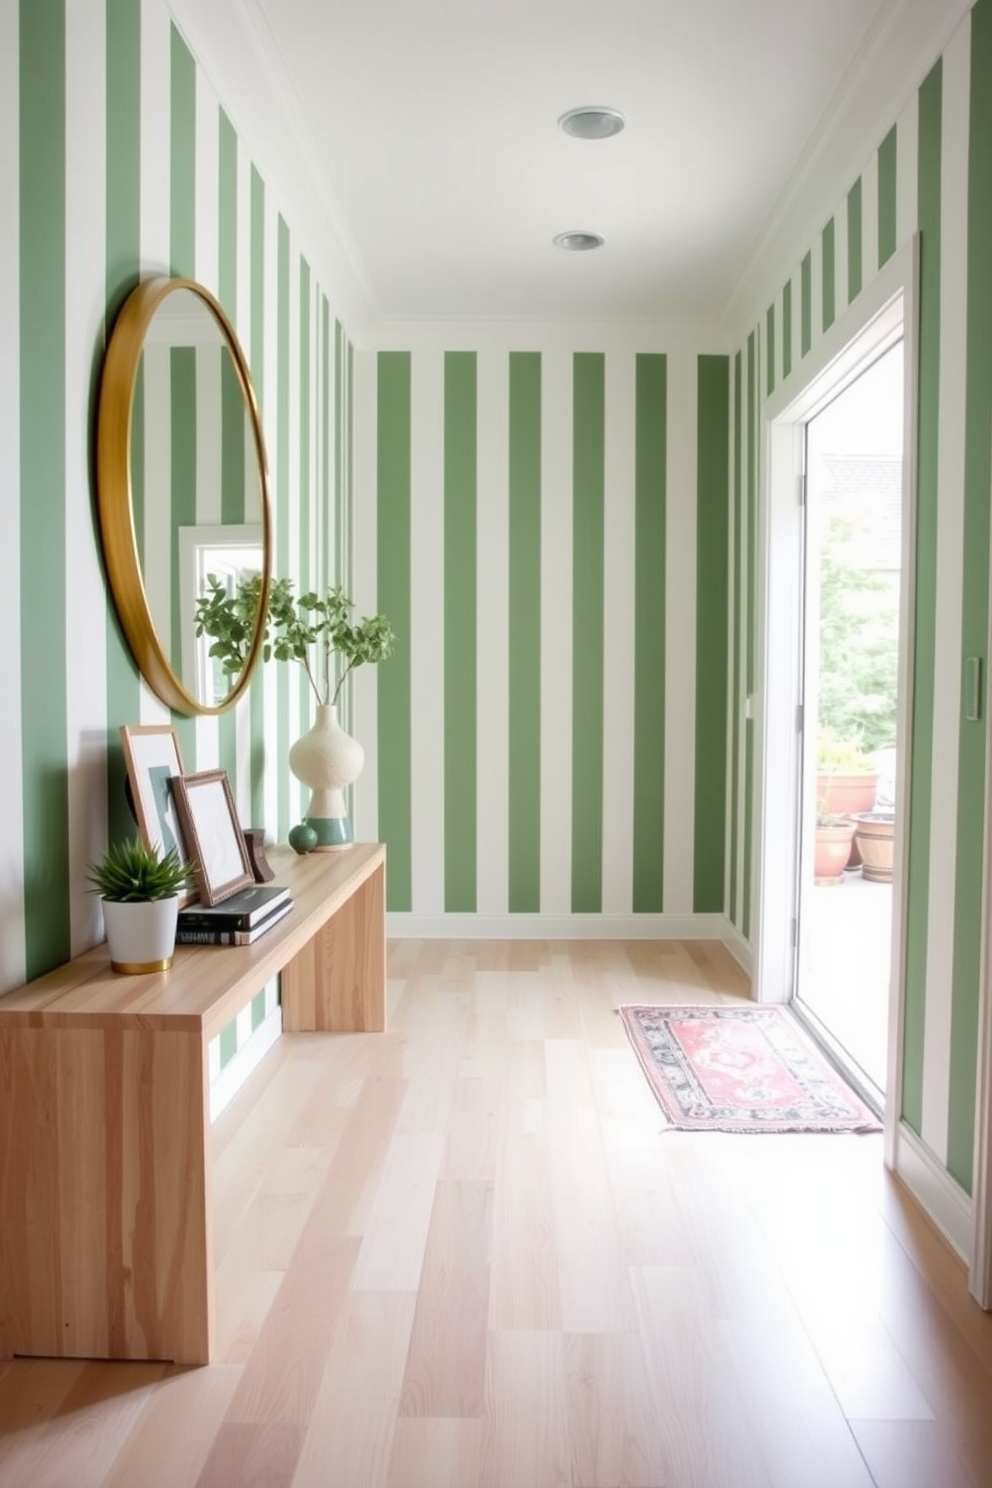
[119,724,196,904]
[171,768,254,906]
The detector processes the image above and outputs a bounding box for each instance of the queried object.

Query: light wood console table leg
[0,1022,212,1364]
[280,859,386,1032]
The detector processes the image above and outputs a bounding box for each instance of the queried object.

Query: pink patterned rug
[618,1004,881,1133]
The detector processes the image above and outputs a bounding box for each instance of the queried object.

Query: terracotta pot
[816,771,878,867]
[851,811,895,883]
[813,821,858,886]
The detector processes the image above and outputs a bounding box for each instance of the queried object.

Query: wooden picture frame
[119,723,196,905]
[171,769,254,906]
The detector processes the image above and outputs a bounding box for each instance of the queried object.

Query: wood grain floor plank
[399,1179,494,1418]
[0,1361,166,1488]
[224,1235,359,1425]
[384,1418,483,1488]
[480,1330,571,1488]
[289,1290,417,1488]
[351,1132,444,1291]
[102,1366,240,1488]
[850,1418,981,1488]
[564,1330,671,1488]
[195,1422,306,1488]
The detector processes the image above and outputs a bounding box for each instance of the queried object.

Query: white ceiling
[192,0,967,331]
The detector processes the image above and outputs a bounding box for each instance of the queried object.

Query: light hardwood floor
[1,937,991,1487]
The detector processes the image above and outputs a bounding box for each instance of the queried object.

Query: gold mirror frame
[96,275,273,716]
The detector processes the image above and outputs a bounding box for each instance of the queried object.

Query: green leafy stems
[85,837,193,902]
[194,576,396,709]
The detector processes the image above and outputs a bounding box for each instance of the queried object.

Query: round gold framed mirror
[96,276,272,715]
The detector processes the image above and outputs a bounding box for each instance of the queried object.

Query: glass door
[794,341,904,1104]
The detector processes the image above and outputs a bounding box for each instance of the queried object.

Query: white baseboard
[385,911,731,941]
[719,918,754,978]
[209,1005,282,1123]
[893,1120,973,1265]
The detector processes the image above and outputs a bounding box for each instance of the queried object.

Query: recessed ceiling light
[553,231,605,252]
[558,106,625,140]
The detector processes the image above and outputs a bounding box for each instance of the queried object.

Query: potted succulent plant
[86,837,193,973]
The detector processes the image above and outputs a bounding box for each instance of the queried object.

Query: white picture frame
[119,723,196,905]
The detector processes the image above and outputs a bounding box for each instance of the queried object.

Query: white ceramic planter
[288,703,364,850]
[103,896,179,973]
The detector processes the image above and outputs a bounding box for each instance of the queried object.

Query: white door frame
[753,240,918,1180]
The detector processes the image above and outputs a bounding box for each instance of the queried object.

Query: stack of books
[176,883,293,946]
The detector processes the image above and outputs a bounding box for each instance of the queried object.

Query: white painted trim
[756,242,918,1174]
[893,1120,973,1265]
[209,1003,282,1122]
[721,919,755,981]
[364,320,729,356]
[725,0,973,341]
[386,912,730,942]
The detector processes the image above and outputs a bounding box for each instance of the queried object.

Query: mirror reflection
[131,288,264,708]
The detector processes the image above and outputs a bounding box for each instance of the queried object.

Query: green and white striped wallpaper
[351,340,730,927]
[729,0,992,1196]
[2,0,352,1084]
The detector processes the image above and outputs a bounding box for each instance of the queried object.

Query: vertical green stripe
[169,22,195,767]
[765,305,775,396]
[746,334,757,693]
[321,297,330,597]
[220,353,245,525]
[347,340,355,604]
[249,166,266,831]
[219,1022,237,1068]
[800,251,812,358]
[949,2,992,1191]
[571,353,605,913]
[847,178,863,303]
[276,219,291,835]
[218,110,237,319]
[217,111,238,785]
[730,351,742,923]
[169,25,195,278]
[377,353,412,910]
[20,0,69,977]
[170,349,197,678]
[298,260,311,742]
[821,218,836,332]
[632,354,667,912]
[782,280,793,381]
[902,60,942,1135]
[694,357,729,912]
[443,352,478,911]
[335,320,344,591]
[743,334,757,938]
[105,0,142,846]
[878,125,898,269]
[508,352,541,911]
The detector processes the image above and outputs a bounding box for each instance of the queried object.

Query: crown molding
[165,0,379,342]
[723,0,973,345]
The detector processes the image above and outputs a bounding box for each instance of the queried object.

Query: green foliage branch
[194,574,396,709]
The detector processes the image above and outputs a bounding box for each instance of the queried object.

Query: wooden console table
[0,842,385,1366]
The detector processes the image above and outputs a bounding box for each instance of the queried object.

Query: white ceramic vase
[288,702,364,850]
[103,896,179,973]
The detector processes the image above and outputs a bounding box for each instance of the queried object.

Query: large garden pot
[813,821,858,886]
[851,811,895,883]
